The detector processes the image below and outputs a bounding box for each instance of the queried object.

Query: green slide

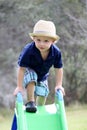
[15,90,68,130]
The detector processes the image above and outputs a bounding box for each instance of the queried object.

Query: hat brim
[29,33,60,41]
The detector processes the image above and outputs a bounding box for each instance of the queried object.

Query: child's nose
[40,41,44,45]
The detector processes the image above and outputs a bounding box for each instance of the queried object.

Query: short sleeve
[54,50,63,68]
[18,46,30,67]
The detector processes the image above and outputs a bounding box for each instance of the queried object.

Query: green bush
[62,43,87,104]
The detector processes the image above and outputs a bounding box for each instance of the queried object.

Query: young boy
[14,20,65,113]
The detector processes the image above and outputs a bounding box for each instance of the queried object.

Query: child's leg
[27,81,35,102]
[35,80,49,105]
[36,96,47,105]
[23,68,38,112]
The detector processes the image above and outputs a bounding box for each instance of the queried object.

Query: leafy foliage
[60,43,87,104]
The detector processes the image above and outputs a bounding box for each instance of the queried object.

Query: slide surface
[12,90,68,130]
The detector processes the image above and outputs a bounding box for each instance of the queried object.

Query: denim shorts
[23,68,49,97]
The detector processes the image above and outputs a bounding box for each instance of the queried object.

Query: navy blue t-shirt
[18,42,63,81]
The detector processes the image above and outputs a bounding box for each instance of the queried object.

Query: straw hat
[29,20,60,41]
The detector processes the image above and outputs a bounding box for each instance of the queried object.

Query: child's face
[33,36,54,53]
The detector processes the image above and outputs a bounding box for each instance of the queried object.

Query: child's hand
[13,87,24,96]
[55,86,65,96]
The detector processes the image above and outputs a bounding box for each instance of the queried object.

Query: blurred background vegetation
[0,0,87,108]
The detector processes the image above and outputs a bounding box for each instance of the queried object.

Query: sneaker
[25,101,37,113]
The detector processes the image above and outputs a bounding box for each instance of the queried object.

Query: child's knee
[35,81,49,97]
[23,68,38,88]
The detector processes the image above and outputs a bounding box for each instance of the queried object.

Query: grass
[0,108,14,130]
[0,104,87,130]
[66,104,87,130]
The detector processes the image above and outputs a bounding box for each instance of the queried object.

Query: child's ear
[52,40,56,44]
[51,38,57,44]
[32,36,36,41]
[53,39,58,44]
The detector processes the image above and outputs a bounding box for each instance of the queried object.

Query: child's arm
[14,67,25,95]
[55,68,65,95]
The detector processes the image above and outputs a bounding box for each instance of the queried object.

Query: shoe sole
[26,107,37,113]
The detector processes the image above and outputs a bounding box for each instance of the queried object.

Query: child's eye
[37,39,41,42]
[44,40,49,43]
